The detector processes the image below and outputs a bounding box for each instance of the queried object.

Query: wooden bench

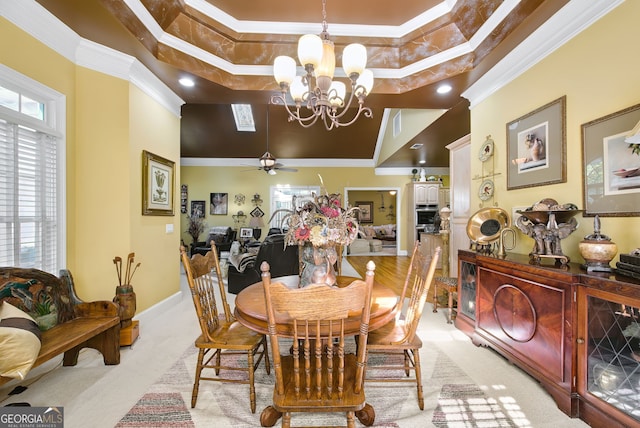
[0,267,120,386]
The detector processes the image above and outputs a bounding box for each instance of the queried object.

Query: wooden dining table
[234,275,399,336]
[233,274,399,427]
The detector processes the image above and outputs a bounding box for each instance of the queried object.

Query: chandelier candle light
[271,0,374,130]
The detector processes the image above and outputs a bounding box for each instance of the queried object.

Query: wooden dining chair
[260,260,376,428]
[365,241,440,410]
[180,243,270,413]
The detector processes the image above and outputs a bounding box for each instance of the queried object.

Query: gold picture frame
[142,150,175,216]
[507,96,566,190]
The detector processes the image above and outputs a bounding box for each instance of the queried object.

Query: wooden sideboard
[456,250,640,427]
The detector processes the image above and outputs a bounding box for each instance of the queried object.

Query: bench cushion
[0,302,41,380]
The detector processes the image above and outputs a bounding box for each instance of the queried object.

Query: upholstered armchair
[227,234,299,294]
[192,227,236,256]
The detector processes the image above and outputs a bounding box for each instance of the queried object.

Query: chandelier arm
[331,105,373,128]
[270,93,322,128]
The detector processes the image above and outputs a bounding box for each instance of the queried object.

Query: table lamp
[249,216,264,240]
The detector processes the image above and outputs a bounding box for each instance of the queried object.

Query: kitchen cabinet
[439,187,450,208]
[456,250,640,426]
[413,182,440,205]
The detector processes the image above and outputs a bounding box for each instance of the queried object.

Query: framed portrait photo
[507,96,566,190]
[582,103,640,217]
[355,201,373,224]
[210,192,228,215]
[191,200,206,218]
[142,150,175,216]
[240,227,254,239]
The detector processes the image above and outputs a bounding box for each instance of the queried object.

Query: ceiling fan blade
[275,167,298,172]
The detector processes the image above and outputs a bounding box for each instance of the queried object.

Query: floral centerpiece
[271,176,359,286]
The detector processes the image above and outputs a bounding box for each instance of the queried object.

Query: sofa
[192,226,236,256]
[227,234,299,294]
[360,224,397,242]
[348,224,396,254]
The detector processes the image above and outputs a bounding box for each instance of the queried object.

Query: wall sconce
[232,211,247,229]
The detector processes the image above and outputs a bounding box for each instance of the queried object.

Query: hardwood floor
[346,255,442,301]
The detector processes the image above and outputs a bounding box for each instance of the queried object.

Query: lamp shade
[329,81,345,107]
[342,43,367,77]
[298,34,323,69]
[260,151,276,168]
[249,216,264,228]
[289,76,307,102]
[274,56,296,85]
[355,69,374,97]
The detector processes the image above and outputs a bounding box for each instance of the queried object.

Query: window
[0,65,65,273]
[269,186,320,230]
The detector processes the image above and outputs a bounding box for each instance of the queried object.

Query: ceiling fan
[246,106,298,175]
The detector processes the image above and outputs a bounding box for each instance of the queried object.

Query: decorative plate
[478,179,494,201]
[479,137,494,162]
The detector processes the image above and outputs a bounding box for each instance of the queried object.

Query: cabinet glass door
[586,295,640,421]
[459,260,476,320]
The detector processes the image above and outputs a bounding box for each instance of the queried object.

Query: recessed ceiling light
[179,77,194,87]
[419,160,426,164]
[437,84,452,94]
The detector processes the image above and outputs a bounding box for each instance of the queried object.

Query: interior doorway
[344,186,401,256]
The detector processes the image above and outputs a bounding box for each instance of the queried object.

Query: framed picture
[250,207,265,218]
[142,150,175,216]
[210,192,228,215]
[191,200,205,218]
[507,96,566,190]
[582,103,640,217]
[355,201,373,224]
[180,184,188,214]
[240,227,254,239]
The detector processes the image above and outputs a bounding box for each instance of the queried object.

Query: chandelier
[271,0,374,130]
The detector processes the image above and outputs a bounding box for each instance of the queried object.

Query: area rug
[116,342,518,427]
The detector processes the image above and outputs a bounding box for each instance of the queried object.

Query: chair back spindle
[261,259,375,425]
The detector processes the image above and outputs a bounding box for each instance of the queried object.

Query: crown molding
[462,0,624,108]
[1,0,184,116]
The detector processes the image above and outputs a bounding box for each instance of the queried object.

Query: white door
[446,134,471,277]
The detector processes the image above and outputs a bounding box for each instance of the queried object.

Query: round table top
[234,275,399,336]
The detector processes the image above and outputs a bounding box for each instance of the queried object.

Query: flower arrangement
[273,176,360,248]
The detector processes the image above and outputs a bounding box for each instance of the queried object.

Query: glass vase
[299,242,338,287]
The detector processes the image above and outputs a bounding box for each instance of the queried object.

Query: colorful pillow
[0,302,42,380]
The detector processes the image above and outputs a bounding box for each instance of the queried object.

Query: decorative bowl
[516,209,582,225]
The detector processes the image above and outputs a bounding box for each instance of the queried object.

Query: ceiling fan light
[342,43,367,77]
[298,34,323,70]
[355,69,374,97]
[260,151,276,168]
[274,56,296,85]
[268,169,277,175]
[289,76,307,102]
[329,81,346,107]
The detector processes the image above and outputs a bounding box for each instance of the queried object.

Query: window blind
[0,118,57,272]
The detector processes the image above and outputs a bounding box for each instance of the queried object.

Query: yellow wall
[2,18,181,310]
[470,1,640,263]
